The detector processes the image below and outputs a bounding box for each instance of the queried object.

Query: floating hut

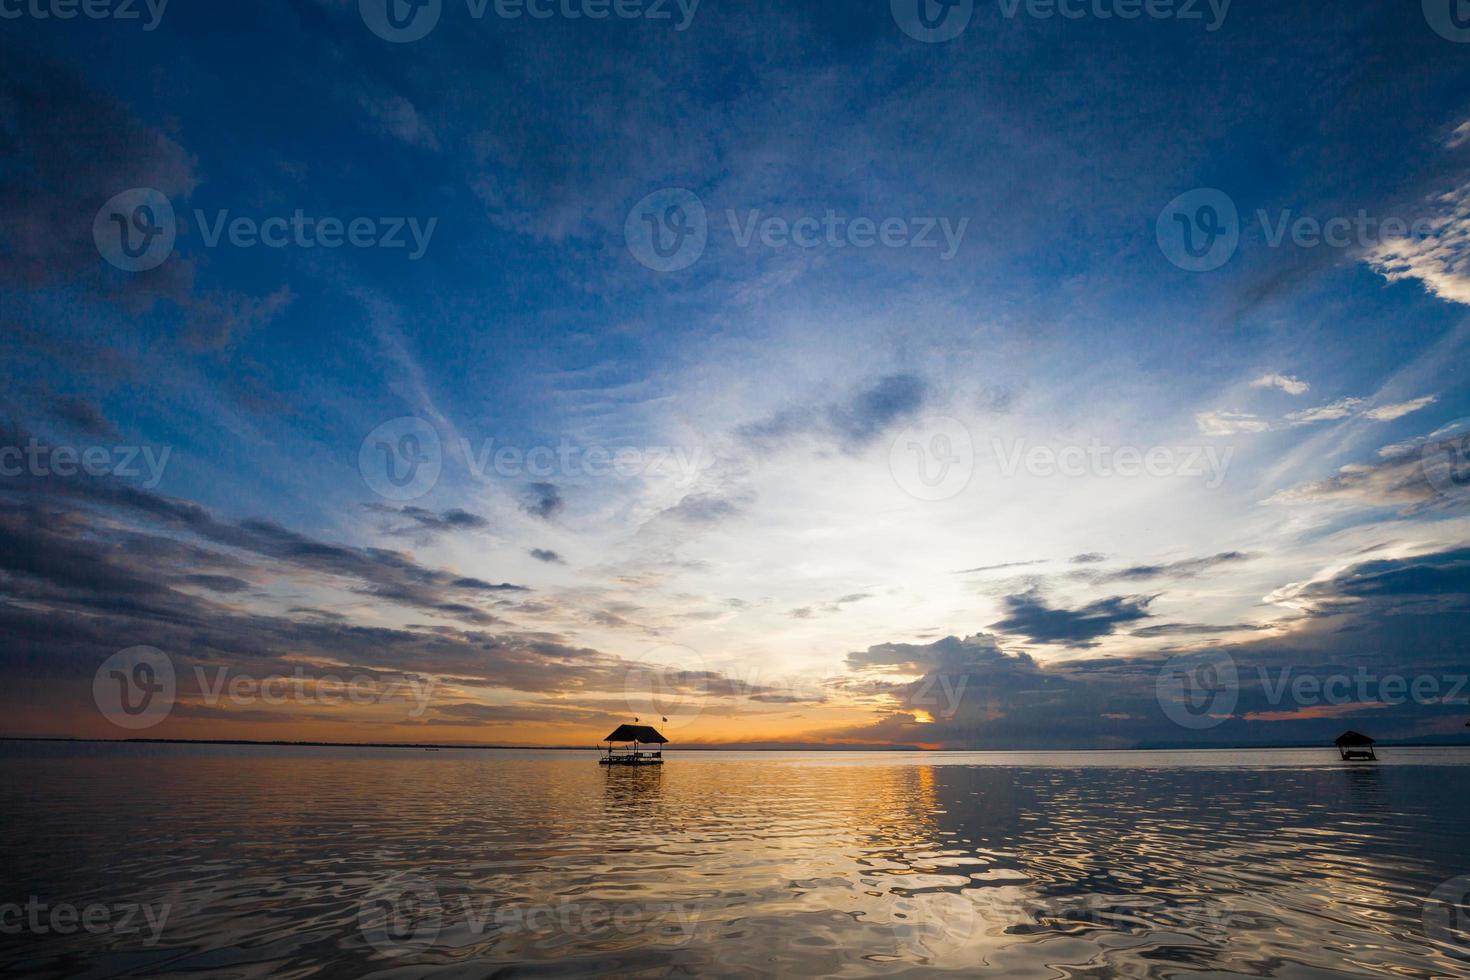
[1335,730,1377,761]
[599,724,668,766]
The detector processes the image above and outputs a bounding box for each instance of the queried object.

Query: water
[4,742,1470,978]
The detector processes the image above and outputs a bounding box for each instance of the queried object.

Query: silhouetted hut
[1335,730,1377,761]
[599,724,668,766]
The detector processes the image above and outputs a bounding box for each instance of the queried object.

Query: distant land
[5,736,1470,751]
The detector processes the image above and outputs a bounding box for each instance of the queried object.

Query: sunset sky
[4,2,1470,748]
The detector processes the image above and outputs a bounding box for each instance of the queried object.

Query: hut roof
[604,724,668,744]
[1334,730,1376,746]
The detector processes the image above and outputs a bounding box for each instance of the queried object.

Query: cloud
[659,491,749,525]
[0,465,528,624]
[1273,547,1470,615]
[366,504,491,537]
[1267,431,1470,513]
[989,589,1155,647]
[1251,373,1310,396]
[1130,622,1268,637]
[846,632,1021,674]
[359,94,440,151]
[522,482,564,520]
[827,373,927,448]
[176,285,294,352]
[47,395,120,439]
[829,633,1129,749]
[1363,396,1439,422]
[1285,398,1368,424]
[1199,395,1439,436]
[1078,552,1251,583]
[823,547,1470,748]
[958,560,1047,574]
[1196,411,1271,437]
[529,548,564,564]
[1366,183,1470,306]
[738,373,928,453]
[0,474,788,733]
[789,592,873,618]
[0,45,197,288]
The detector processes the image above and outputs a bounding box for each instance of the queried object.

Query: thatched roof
[604,724,667,744]
[1334,730,1375,746]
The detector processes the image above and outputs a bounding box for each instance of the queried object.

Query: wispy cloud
[1367,183,1470,307]
[989,589,1155,648]
[1251,373,1310,396]
[1364,395,1439,421]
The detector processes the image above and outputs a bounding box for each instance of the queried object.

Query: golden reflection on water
[3,744,1470,978]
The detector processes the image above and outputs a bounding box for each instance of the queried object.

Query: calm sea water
[5,743,1470,978]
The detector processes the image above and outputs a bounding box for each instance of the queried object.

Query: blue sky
[3,1,1470,746]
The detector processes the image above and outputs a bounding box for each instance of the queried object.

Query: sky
[3,0,1470,748]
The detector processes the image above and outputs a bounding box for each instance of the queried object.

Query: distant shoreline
[5,736,1470,751]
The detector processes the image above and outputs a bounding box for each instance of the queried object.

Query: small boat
[599,724,668,765]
